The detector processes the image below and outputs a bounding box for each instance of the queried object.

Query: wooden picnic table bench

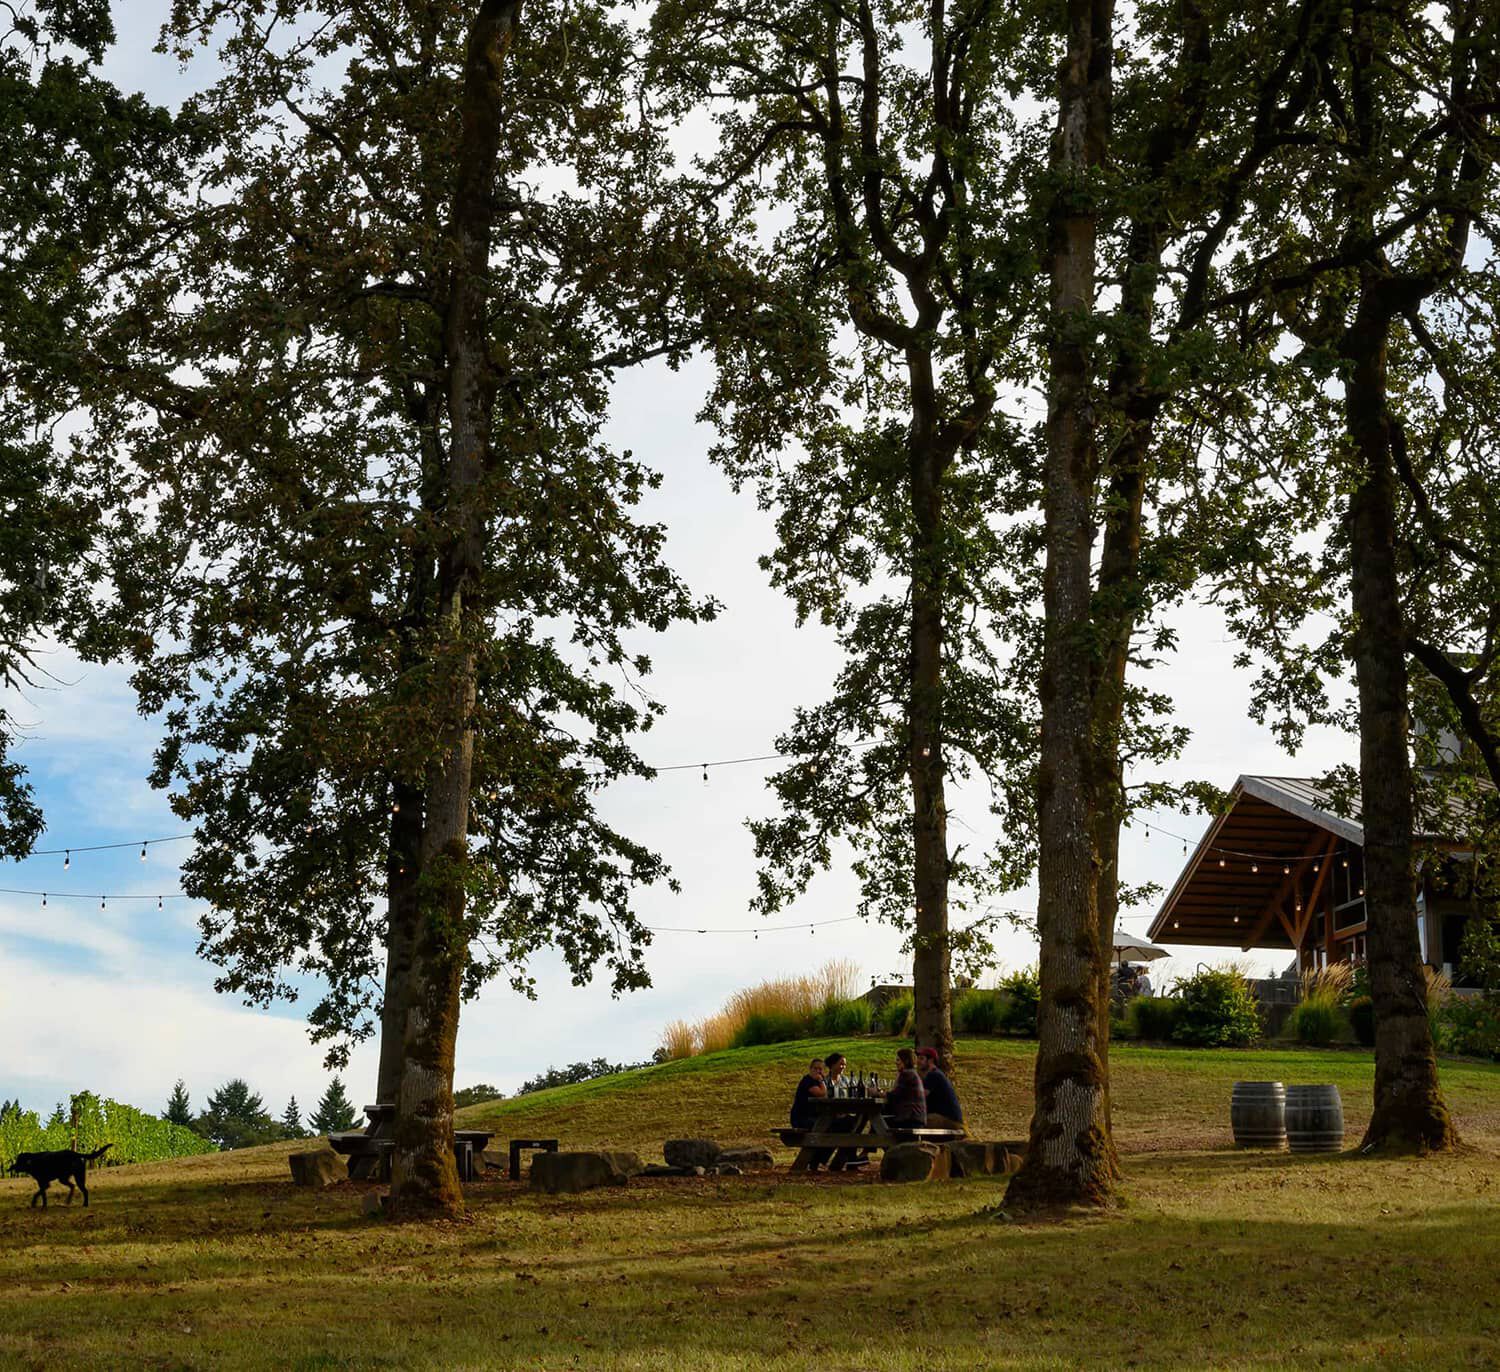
[777,1098,965,1172]
[327,1125,494,1182]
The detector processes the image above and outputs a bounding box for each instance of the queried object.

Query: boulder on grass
[530,1151,630,1194]
[948,1141,1000,1178]
[600,1151,644,1179]
[288,1148,347,1188]
[663,1138,721,1170]
[880,1142,951,1183]
[718,1146,776,1170]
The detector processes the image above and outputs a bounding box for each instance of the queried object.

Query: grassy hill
[0,1038,1496,1370]
[457,1036,1500,1154]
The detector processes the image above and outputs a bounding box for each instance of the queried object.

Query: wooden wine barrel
[1230,1080,1286,1148]
[1285,1084,1344,1153]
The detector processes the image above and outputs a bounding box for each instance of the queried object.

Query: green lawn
[0,1038,1496,1370]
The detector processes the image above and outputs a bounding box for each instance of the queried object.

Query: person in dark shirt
[790,1058,827,1130]
[915,1046,963,1131]
[883,1047,927,1127]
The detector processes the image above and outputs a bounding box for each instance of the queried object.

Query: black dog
[7,1144,112,1207]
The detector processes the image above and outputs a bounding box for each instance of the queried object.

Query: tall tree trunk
[1343,297,1455,1154]
[375,781,424,1106]
[1006,0,1118,1213]
[910,423,952,1073]
[389,0,520,1218]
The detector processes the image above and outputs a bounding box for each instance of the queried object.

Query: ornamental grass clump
[1285,963,1353,1046]
[1171,964,1261,1047]
[657,959,865,1057]
[1126,995,1182,1042]
[954,988,1003,1034]
[812,996,873,1036]
[879,991,914,1036]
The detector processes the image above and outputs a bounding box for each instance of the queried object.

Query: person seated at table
[824,1052,849,1099]
[790,1058,827,1130]
[883,1047,927,1128]
[915,1047,964,1132]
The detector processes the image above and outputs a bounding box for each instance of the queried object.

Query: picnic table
[775,1097,964,1172]
[327,1102,492,1182]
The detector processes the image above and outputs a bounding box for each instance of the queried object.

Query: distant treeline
[0,1092,215,1170]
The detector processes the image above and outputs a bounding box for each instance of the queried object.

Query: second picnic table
[777,1096,962,1172]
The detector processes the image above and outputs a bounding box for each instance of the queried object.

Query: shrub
[1171,966,1261,1047]
[1349,995,1376,1046]
[954,989,1003,1035]
[879,991,914,1036]
[996,967,1040,1036]
[1435,996,1500,1059]
[1126,995,1182,1041]
[813,997,873,1036]
[1284,1000,1346,1046]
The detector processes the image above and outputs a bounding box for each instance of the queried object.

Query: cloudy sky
[0,5,1358,1124]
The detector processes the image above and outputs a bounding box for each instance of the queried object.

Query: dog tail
[84,1143,113,1162]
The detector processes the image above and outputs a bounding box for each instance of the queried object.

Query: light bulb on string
[1283,864,1290,875]
[63,849,70,869]
[99,896,106,911]
[701,763,709,784]
[1251,862,1259,873]
[41,892,46,908]
[1218,857,1225,868]
[140,842,148,861]
[157,896,163,910]
[392,800,400,814]
[1232,913,1239,923]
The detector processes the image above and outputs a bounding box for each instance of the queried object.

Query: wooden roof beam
[1241,831,1337,952]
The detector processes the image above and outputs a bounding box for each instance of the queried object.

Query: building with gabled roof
[1148,774,1486,979]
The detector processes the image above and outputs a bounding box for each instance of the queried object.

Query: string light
[157,896,163,910]
[63,850,70,869]
[99,896,105,911]
[701,763,709,784]
[140,842,148,861]
[41,892,46,908]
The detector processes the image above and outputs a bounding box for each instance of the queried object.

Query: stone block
[288,1148,347,1188]
[529,1151,630,1194]
[718,1146,776,1170]
[663,1138,721,1169]
[599,1150,644,1178]
[879,1142,951,1183]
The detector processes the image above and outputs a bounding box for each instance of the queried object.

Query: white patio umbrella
[1110,932,1170,964]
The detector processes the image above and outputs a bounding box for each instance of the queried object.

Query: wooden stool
[508,1137,559,1181]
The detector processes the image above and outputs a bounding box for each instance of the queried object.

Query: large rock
[949,1140,1026,1177]
[530,1151,631,1194]
[663,1138,721,1170]
[288,1148,347,1188]
[880,1142,951,1183]
[599,1151,644,1179]
[718,1146,776,1170]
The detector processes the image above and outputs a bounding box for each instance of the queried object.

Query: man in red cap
[916,1047,964,1133]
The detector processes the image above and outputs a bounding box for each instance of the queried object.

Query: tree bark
[1006,0,1118,1213]
[375,781,424,1106]
[389,0,520,1218]
[910,417,953,1073]
[1343,295,1455,1154]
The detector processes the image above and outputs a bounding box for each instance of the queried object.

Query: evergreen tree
[196,1079,280,1151]
[310,1079,358,1135]
[280,1097,305,1139]
[164,1080,193,1128]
